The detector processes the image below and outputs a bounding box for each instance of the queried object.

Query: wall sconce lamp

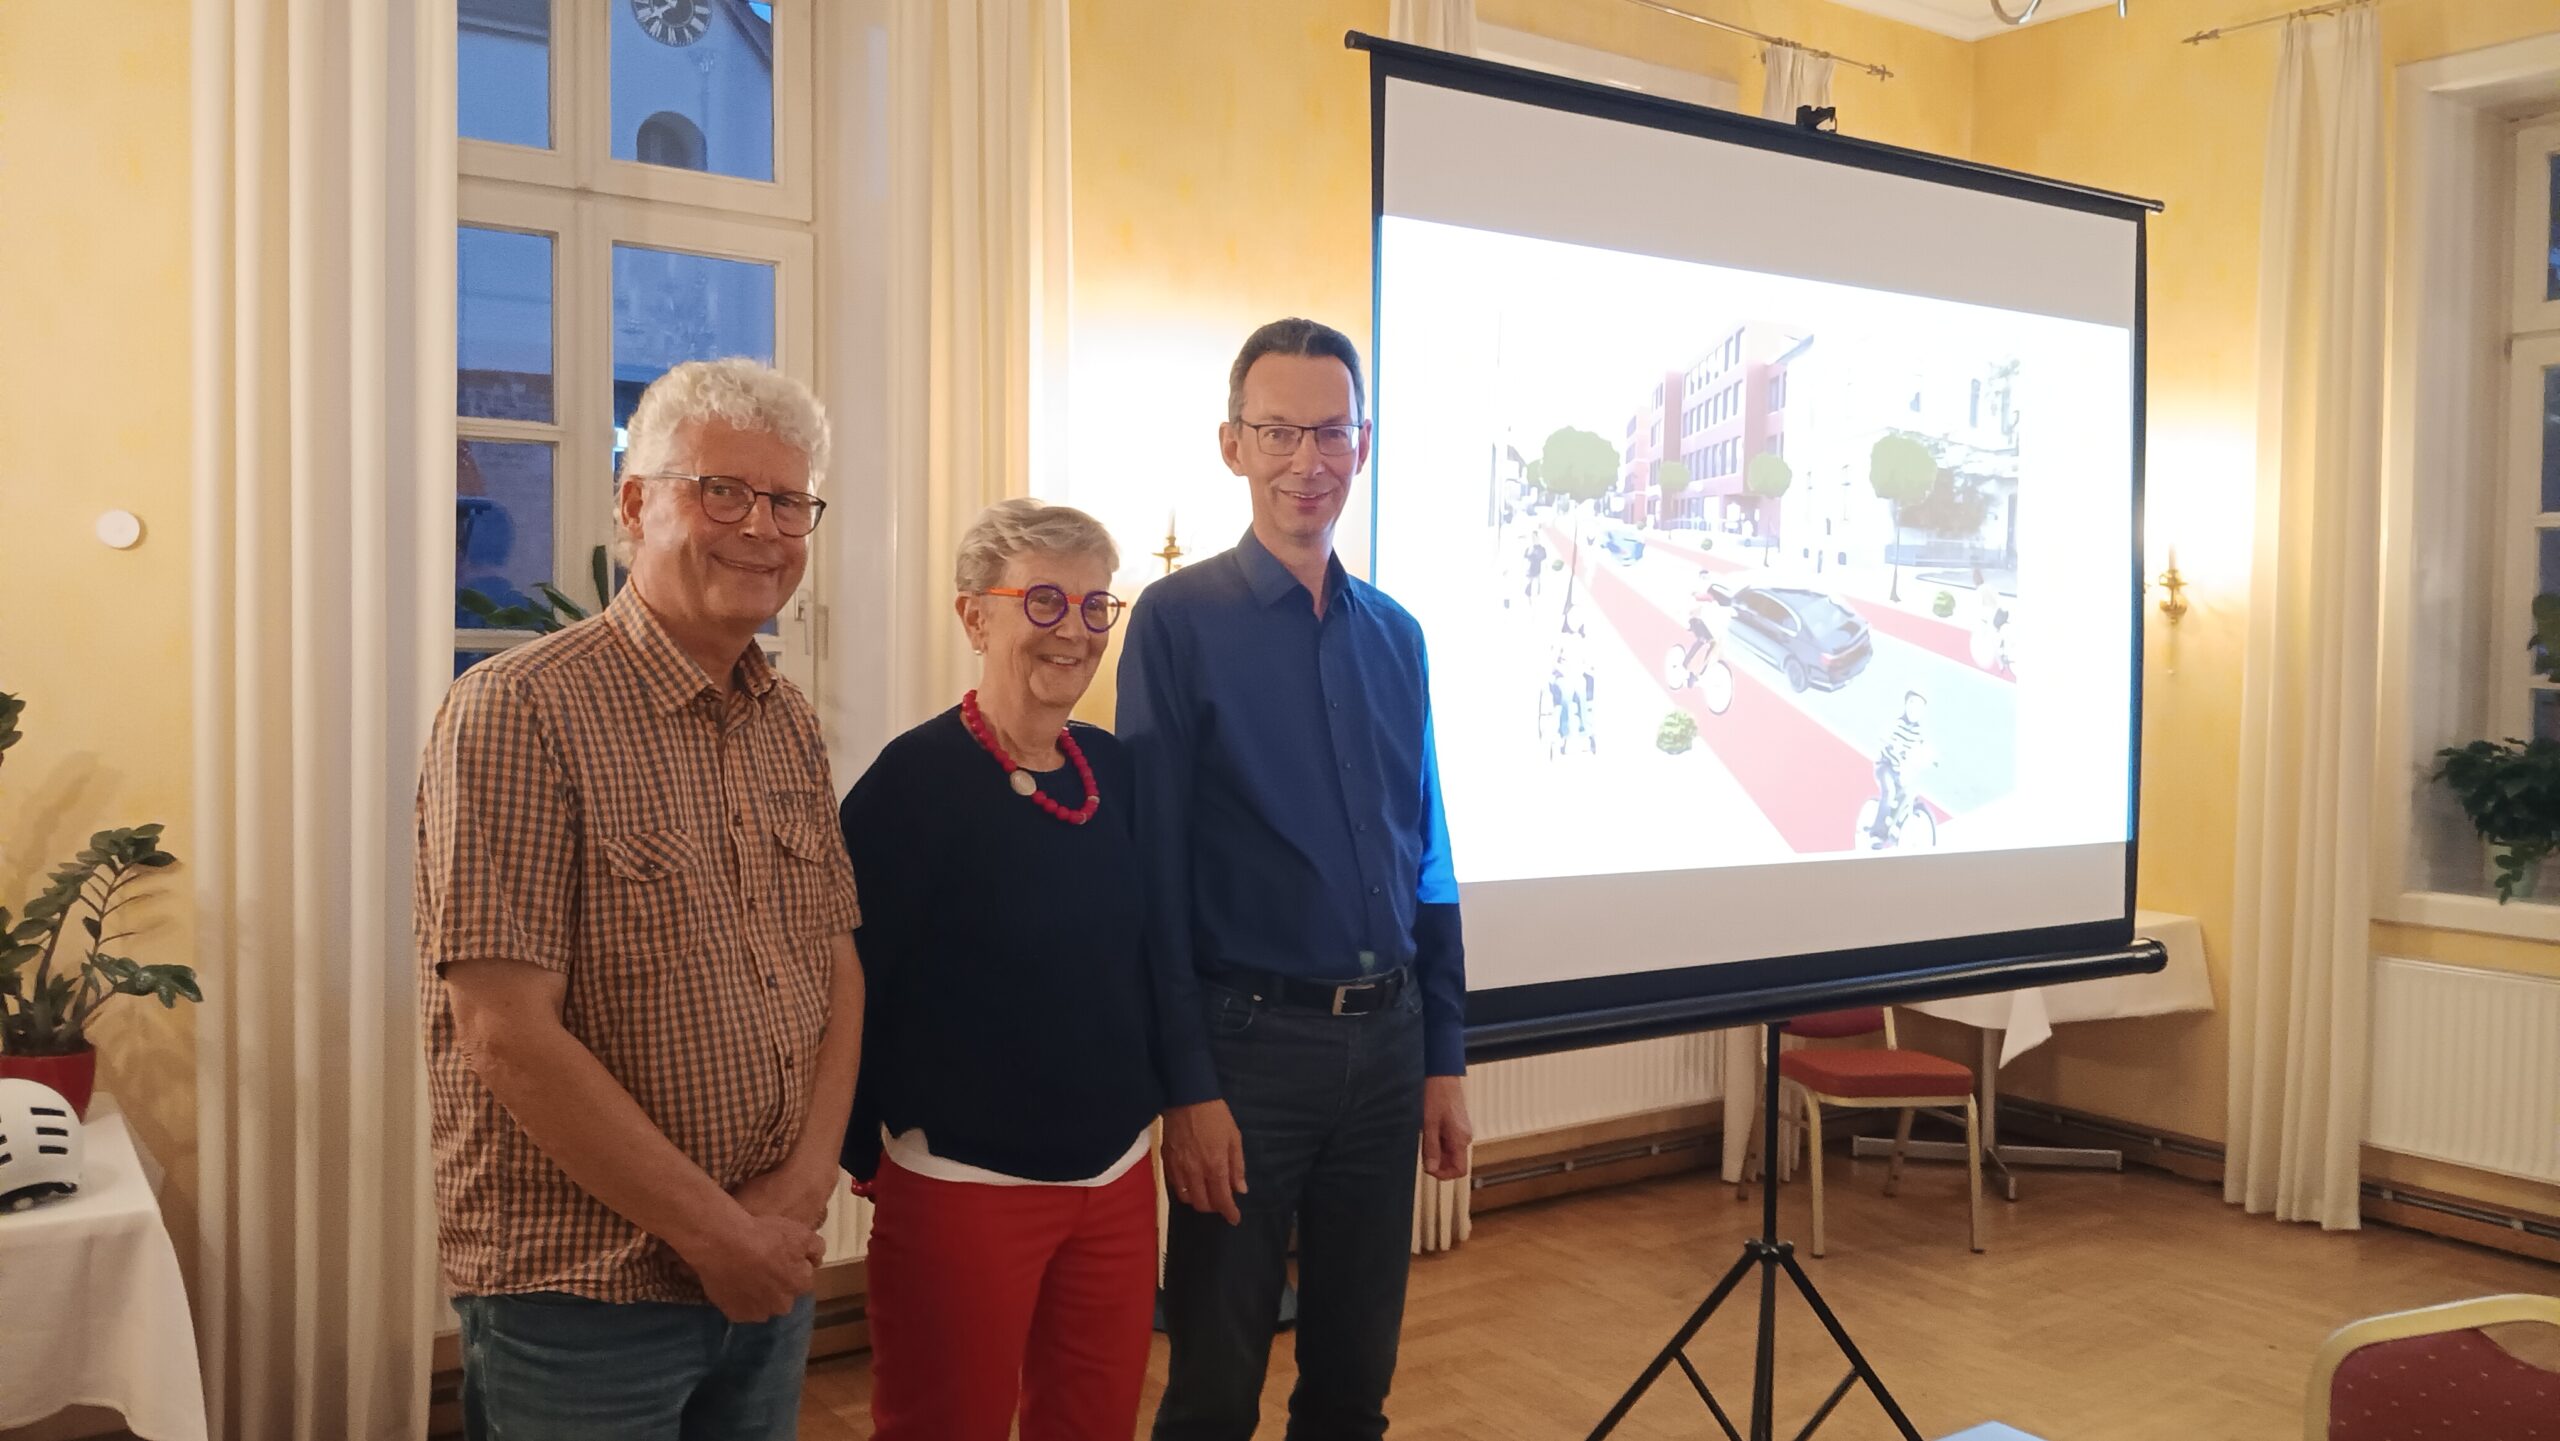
[2157,549,2189,626]
[1155,510,1185,575]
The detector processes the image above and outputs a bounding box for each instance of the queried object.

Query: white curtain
[1759,44,1835,124]
[880,0,1073,721]
[190,2,450,1437]
[1390,0,1477,54]
[2226,8,2384,1233]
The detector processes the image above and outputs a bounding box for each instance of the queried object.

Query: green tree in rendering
[1539,426,1621,630]
[1868,434,1937,602]
[1746,454,1792,567]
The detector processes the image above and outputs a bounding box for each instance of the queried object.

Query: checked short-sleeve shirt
[415,585,860,1303]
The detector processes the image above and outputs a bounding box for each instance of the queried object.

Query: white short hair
[955,498,1120,593]
[623,358,831,488]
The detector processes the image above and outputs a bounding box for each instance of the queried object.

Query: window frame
[2375,39,2560,941]
[2497,330,2560,747]
[454,0,822,687]
[460,0,814,221]
[2494,115,2560,763]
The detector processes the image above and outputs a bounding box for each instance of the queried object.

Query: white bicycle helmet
[0,1078,83,1211]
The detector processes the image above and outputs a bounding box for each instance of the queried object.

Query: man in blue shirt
[1121,317,1471,1440]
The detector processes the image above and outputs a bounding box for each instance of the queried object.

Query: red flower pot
[0,1046,98,1119]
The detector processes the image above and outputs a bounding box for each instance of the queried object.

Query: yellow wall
[0,0,201,1268]
[1064,0,1387,723]
[1475,0,1976,152]
[1966,0,2560,1217]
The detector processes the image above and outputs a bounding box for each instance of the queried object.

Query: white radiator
[2367,957,2560,1186]
[1469,1031,1728,1143]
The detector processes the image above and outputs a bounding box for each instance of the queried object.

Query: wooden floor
[799,1155,2560,1440]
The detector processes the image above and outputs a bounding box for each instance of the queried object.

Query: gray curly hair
[623,358,831,487]
[955,498,1121,593]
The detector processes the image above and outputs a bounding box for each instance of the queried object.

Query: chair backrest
[1783,1008,1887,1041]
[2307,1294,2560,1441]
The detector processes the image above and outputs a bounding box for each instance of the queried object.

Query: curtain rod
[1611,0,1895,80]
[2182,0,2375,45]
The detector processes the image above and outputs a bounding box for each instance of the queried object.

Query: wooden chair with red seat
[2306,1294,2560,1440]
[1735,1007,1984,1257]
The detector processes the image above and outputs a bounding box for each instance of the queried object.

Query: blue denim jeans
[1153,978,1427,1441]
[453,1290,815,1441]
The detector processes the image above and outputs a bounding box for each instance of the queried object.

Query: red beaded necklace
[960,690,1099,825]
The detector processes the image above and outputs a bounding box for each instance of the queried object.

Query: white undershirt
[883,1125,1153,1188]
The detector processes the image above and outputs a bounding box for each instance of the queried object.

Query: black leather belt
[1205,964,1411,1016]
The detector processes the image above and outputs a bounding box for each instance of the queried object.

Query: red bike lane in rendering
[1553,539,1934,855]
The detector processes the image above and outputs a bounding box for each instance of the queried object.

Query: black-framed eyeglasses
[634,472,828,537]
[1231,420,1366,458]
[984,584,1125,633]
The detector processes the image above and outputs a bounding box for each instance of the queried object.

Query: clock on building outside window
[632,0,711,47]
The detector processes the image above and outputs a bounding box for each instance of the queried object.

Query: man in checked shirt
[416,359,862,1440]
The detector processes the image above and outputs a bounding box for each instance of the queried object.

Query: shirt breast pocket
[769,789,848,936]
[595,828,707,958]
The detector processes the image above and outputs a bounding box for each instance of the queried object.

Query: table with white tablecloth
[1848,910,2216,1192]
[0,1094,210,1441]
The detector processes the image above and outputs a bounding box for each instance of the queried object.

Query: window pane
[2538,691,2560,743]
[2544,364,2560,514]
[2541,525,2560,603]
[459,0,550,148]
[612,0,775,181]
[610,244,777,453]
[459,227,554,422]
[456,440,556,630]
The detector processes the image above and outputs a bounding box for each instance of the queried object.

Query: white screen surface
[1370,77,2139,996]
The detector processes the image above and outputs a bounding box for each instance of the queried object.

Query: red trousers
[865,1154,1158,1441]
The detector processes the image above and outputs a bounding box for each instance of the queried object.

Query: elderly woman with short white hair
[836,498,1158,1441]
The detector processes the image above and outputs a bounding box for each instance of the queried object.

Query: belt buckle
[1331,982,1367,1016]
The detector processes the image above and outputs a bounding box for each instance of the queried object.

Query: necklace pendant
[1008,769,1039,797]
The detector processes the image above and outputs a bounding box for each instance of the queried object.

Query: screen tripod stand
[1587,1021,1926,1441]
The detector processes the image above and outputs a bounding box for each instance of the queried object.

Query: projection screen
[1349,37,2164,1057]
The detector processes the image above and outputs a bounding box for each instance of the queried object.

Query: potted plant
[0,691,201,1116]
[2433,737,2560,903]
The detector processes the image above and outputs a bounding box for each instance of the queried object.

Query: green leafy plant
[458,544,614,635]
[1933,591,1958,618]
[0,693,199,1056]
[2433,737,2560,902]
[1657,710,1698,755]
